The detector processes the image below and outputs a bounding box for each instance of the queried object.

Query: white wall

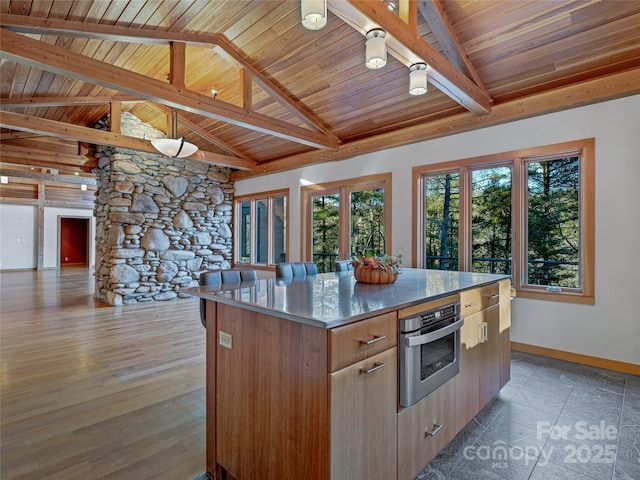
[0,204,95,270]
[236,95,640,365]
[0,204,37,269]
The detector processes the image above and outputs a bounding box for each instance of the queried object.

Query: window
[423,171,460,271]
[414,139,594,303]
[302,174,391,273]
[234,189,288,267]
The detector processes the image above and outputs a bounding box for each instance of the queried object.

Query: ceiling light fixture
[151,109,198,158]
[301,0,327,30]
[409,63,428,95]
[365,29,387,69]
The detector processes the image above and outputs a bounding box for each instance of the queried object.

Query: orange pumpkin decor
[353,264,399,284]
[351,251,403,284]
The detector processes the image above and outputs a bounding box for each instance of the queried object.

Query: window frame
[233,188,289,270]
[413,139,594,304]
[301,173,392,265]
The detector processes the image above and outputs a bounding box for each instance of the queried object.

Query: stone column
[92,113,234,306]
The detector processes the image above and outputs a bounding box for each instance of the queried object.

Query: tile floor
[193,352,639,480]
[416,351,640,480]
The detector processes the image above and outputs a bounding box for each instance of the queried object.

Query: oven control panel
[399,302,460,333]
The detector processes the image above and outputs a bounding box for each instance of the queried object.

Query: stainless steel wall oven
[399,299,464,407]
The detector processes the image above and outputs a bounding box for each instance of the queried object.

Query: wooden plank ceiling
[1,0,640,181]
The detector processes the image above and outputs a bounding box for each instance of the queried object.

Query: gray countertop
[183,268,510,329]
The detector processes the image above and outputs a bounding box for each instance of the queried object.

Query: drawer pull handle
[360,362,386,375]
[360,335,386,346]
[425,424,444,437]
[465,301,479,307]
[487,294,499,299]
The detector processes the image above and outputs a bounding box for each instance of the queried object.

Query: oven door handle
[405,317,464,347]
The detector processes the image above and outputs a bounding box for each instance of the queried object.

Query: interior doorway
[59,217,90,267]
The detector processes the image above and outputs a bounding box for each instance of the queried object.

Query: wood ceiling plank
[0,110,256,170]
[231,66,640,180]
[0,28,340,150]
[328,0,492,114]
[4,8,338,139]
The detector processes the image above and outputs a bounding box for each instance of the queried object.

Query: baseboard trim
[511,342,640,375]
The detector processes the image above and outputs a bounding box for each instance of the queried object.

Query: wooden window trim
[233,188,289,270]
[412,139,594,304]
[301,173,392,262]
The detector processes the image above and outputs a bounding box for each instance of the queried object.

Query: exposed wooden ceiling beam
[328,0,492,114]
[0,95,143,108]
[0,13,221,45]
[0,167,96,184]
[0,144,95,169]
[0,155,94,175]
[109,102,121,134]
[215,37,340,141]
[0,28,340,150]
[0,111,257,170]
[170,42,186,89]
[398,0,418,32]
[240,68,253,112]
[417,0,486,91]
[0,14,340,146]
[231,66,640,180]
[0,132,43,140]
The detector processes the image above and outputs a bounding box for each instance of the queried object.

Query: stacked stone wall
[92,113,233,305]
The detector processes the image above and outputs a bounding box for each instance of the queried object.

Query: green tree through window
[414,139,594,303]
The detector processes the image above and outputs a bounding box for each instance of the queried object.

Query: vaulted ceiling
[1,0,640,182]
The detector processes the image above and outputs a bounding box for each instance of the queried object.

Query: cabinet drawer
[328,311,397,372]
[397,381,455,480]
[460,282,500,316]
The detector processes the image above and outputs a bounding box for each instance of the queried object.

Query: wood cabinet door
[453,307,482,431]
[330,347,398,480]
[397,380,455,480]
[478,303,502,408]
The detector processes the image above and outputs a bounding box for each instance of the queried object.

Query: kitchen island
[185,268,511,480]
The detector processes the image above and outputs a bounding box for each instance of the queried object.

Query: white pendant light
[151,109,198,158]
[151,137,198,158]
[365,29,387,69]
[301,0,327,30]
[409,63,428,96]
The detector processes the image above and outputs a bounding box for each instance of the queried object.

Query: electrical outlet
[219,331,232,349]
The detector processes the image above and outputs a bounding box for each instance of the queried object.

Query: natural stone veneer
[92,112,234,306]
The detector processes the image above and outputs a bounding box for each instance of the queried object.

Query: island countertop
[184,268,509,329]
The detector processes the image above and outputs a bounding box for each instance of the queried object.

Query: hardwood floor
[0,268,206,480]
